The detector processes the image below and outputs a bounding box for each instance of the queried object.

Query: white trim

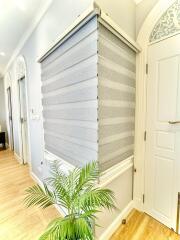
[98,201,134,240]
[4,73,14,151]
[14,56,31,166]
[14,152,22,163]
[3,0,53,75]
[44,150,75,171]
[44,150,133,188]
[134,0,176,211]
[30,171,43,187]
[30,171,66,217]
[99,156,134,188]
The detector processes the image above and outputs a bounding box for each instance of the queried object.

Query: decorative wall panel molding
[150,0,180,42]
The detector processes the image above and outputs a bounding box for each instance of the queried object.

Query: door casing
[6,87,14,150]
[134,0,180,233]
[144,35,180,231]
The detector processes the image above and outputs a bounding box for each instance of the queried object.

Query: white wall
[3,0,136,237]
[96,167,133,238]
[136,0,160,36]
[0,78,7,135]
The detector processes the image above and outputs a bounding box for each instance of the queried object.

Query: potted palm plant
[24,161,116,240]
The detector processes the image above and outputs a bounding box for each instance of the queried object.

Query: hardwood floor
[0,149,179,240]
[111,210,180,240]
[0,150,58,240]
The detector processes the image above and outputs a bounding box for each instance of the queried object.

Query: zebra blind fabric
[98,23,136,171]
[41,16,99,167]
[40,14,136,171]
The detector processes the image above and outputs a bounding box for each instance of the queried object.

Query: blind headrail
[38,5,99,63]
[38,3,141,63]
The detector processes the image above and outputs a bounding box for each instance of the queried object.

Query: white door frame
[4,73,14,150]
[15,56,31,168]
[133,0,178,211]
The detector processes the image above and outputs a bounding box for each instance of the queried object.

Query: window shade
[41,15,136,171]
[41,16,98,167]
[98,23,136,171]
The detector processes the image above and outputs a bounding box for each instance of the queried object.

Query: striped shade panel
[98,23,136,171]
[41,16,99,167]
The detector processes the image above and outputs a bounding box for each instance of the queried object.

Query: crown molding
[3,0,53,76]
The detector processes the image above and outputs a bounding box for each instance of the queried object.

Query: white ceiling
[0,0,50,76]
[134,0,143,4]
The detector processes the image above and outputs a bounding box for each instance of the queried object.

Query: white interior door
[18,76,28,164]
[7,87,14,150]
[145,34,180,232]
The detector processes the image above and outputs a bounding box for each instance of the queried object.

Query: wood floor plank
[0,150,59,240]
[110,210,180,240]
[1,149,180,240]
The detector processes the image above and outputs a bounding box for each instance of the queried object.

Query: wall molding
[99,156,134,188]
[45,150,134,188]
[98,201,134,240]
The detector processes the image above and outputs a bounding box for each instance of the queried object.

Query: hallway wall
[5,0,136,178]
[3,1,136,236]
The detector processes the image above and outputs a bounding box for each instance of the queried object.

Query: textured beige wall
[96,168,133,238]
[96,0,136,40]
[136,0,160,37]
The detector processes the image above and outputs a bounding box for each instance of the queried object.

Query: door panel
[7,87,14,150]
[145,35,180,231]
[18,77,28,164]
[158,57,179,121]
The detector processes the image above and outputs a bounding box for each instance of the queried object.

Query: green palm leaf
[79,188,116,211]
[24,161,116,240]
[24,183,56,208]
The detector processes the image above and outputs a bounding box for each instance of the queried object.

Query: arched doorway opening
[15,56,30,164]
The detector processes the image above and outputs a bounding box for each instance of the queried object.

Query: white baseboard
[30,171,66,217]
[98,201,134,240]
[30,171,43,187]
[133,196,144,212]
[14,152,22,163]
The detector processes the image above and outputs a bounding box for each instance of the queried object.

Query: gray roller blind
[41,16,98,167]
[98,23,136,171]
